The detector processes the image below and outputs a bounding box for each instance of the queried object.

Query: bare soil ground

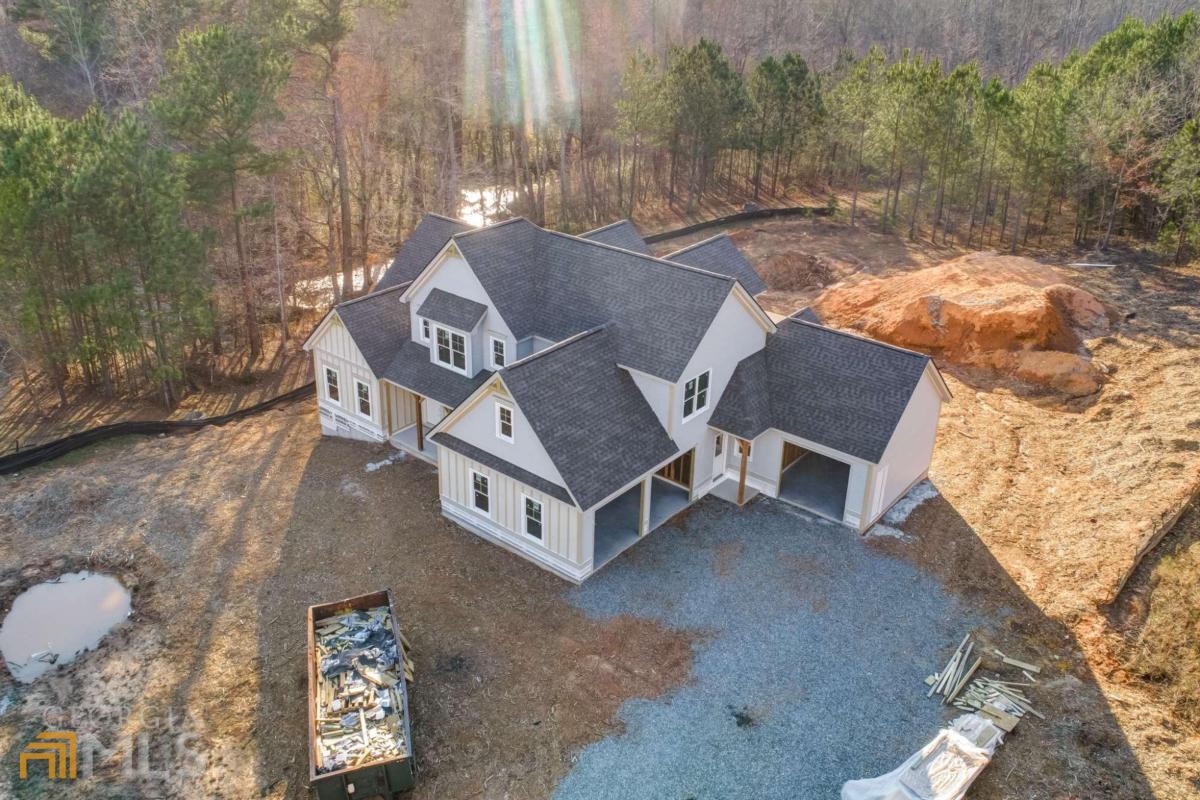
[0,411,693,799]
[0,330,314,454]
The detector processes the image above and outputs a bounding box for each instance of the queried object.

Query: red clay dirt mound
[813,252,1118,397]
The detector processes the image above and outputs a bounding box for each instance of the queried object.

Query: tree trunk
[230,178,262,360]
[329,49,355,299]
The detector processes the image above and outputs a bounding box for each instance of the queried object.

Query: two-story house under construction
[304,214,950,582]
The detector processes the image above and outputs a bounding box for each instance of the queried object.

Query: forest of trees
[0,0,1198,409]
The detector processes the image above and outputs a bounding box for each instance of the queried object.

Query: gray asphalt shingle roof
[374,214,473,291]
[452,220,736,382]
[499,327,679,510]
[430,432,574,505]
[665,234,767,295]
[416,288,488,331]
[579,220,651,254]
[333,284,411,377]
[709,319,930,463]
[381,341,488,408]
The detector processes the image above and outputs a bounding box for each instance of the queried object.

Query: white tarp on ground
[841,715,1004,800]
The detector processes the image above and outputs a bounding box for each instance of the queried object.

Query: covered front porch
[390,423,437,462]
[381,380,451,463]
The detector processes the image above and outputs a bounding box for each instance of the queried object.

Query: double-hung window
[435,326,467,372]
[523,496,543,540]
[496,403,514,442]
[490,336,506,368]
[683,369,711,420]
[324,367,340,403]
[420,318,431,342]
[471,470,490,515]
[354,379,371,418]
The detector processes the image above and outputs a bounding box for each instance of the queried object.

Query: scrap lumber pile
[925,636,1043,734]
[313,605,415,774]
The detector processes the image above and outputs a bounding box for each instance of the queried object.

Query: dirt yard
[0,410,694,799]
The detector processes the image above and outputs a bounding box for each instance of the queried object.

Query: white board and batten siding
[309,314,385,443]
[438,446,587,582]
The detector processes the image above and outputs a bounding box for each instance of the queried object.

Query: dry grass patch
[1129,526,1200,727]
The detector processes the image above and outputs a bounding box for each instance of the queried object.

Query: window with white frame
[420,318,430,341]
[354,379,371,418]
[495,403,514,442]
[714,432,724,457]
[324,366,340,403]
[490,336,506,368]
[682,369,711,419]
[471,470,490,514]
[523,496,543,540]
[435,326,467,372]
[735,439,752,461]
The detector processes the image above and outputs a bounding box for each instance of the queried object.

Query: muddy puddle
[0,571,131,682]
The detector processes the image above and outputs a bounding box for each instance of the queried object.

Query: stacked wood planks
[924,635,1044,733]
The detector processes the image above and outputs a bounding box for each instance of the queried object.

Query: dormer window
[435,326,467,373]
[490,336,506,369]
[421,318,430,341]
[683,369,711,420]
[496,402,514,442]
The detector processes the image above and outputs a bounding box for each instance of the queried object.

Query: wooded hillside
[0,0,1197,409]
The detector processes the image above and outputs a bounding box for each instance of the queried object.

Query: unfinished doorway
[777,445,850,522]
[656,450,693,488]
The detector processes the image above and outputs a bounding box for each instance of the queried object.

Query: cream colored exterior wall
[440,384,569,489]
[672,291,769,496]
[438,445,586,581]
[308,314,385,442]
[867,366,944,526]
[406,247,514,376]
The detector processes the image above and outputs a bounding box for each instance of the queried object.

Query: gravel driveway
[558,495,984,800]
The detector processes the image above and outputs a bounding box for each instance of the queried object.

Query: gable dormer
[417,289,487,375]
[402,240,517,377]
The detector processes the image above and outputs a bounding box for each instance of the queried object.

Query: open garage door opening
[777,442,850,523]
[592,451,693,570]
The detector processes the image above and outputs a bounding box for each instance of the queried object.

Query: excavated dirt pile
[813,252,1118,396]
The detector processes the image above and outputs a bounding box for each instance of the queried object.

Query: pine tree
[153,25,289,360]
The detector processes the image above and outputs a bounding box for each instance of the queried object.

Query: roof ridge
[664,233,731,256]
[502,325,608,371]
[783,317,930,361]
[450,216,529,239]
[543,228,735,284]
[337,281,411,308]
[580,219,637,236]
[423,212,474,226]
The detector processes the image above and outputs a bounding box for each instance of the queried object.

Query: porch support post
[736,439,750,506]
[415,395,424,452]
[639,475,652,535]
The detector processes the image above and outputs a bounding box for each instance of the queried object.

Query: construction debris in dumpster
[313,605,414,773]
